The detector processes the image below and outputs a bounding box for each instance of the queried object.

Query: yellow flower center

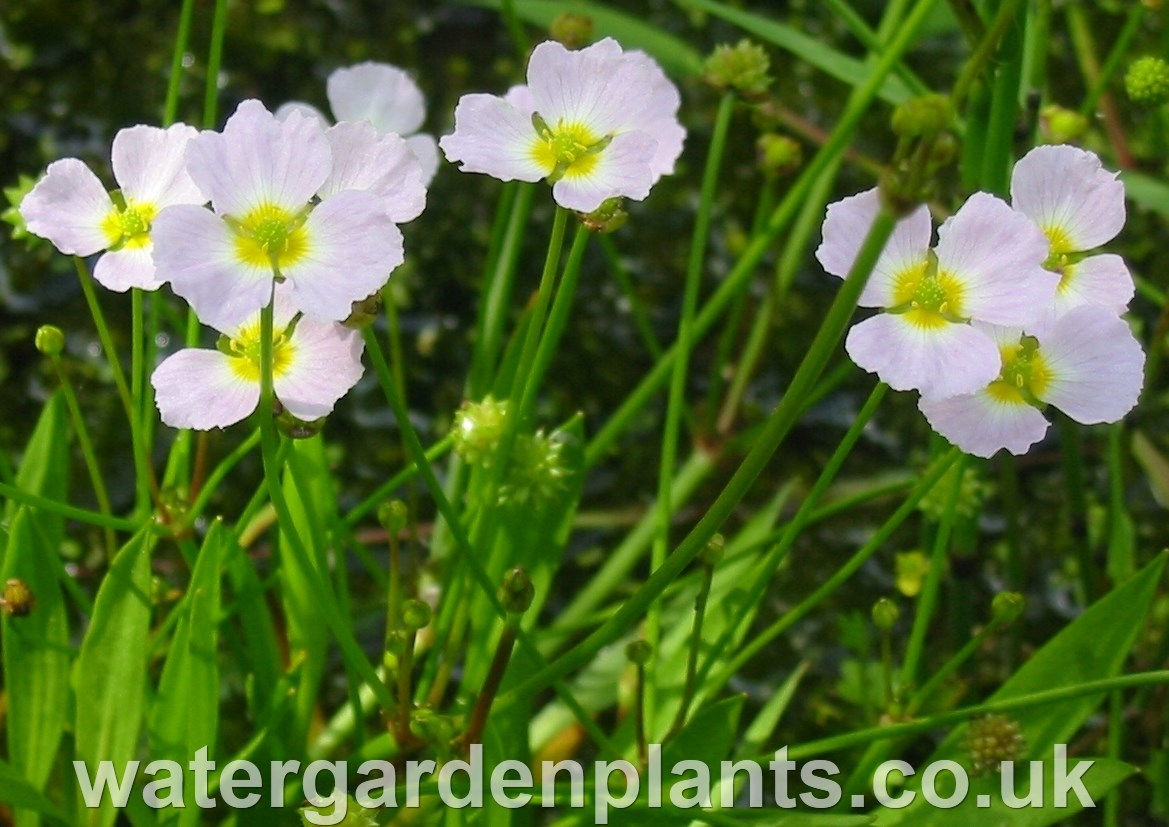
[223,319,296,382]
[890,258,967,330]
[100,201,158,249]
[985,337,1051,406]
[530,114,610,182]
[233,203,309,271]
[1043,224,1074,256]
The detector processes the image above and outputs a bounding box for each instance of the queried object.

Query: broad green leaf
[0,758,70,823]
[1,509,70,827]
[675,0,915,104]
[460,0,703,75]
[874,756,1133,826]
[2,392,70,569]
[149,521,224,825]
[73,529,156,827]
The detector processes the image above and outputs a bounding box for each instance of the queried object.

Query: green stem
[162,0,196,125]
[0,484,133,533]
[522,223,590,406]
[202,0,229,127]
[342,436,453,528]
[186,429,263,524]
[952,0,1026,114]
[668,561,715,737]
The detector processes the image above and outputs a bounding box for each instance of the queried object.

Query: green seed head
[1126,56,1169,107]
[451,397,508,467]
[892,94,954,140]
[965,714,1026,776]
[703,40,772,99]
[1040,104,1090,144]
[757,133,802,177]
[1,578,35,617]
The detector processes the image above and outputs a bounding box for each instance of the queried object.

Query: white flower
[1010,145,1133,325]
[439,38,684,213]
[152,99,403,331]
[20,123,204,291]
[919,305,1144,457]
[151,287,364,430]
[277,61,439,184]
[816,189,1058,399]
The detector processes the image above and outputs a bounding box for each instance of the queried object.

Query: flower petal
[94,247,162,292]
[153,204,273,333]
[527,39,632,134]
[934,191,1056,326]
[845,313,1001,398]
[327,62,427,136]
[1010,145,1125,251]
[186,99,332,217]
[111,123,204,207]
[919,391,1050,458]
[439,93,547,183]
[1036,305,1144,424]
[20,159,114,256]
[282,190,404,322]
[405,134,440,186]
[550,131,657,212]
[815,188,933,307]
[621,50,684,178]
[1056,253,1134,314]
[320,121,426,223]
[152,349,259,430]
[274,318,365,420]
[274,101,331,129]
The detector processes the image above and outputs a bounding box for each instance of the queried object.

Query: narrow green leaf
[2,392,70,570]
[149,521,224,824]
[1,508,70,827]
[0,758,70,823]
[73,529,156,827]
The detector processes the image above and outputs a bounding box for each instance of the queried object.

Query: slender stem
[1059,415,1096,602]
[1066,3,1134,167]
[952,0,1026,113]
[0,481,136,532]
[162,0,196,125]
[522,223,590,406]
[460,622,518,752]
[907,621,998,715]
[669,562,715,737]
[342,436,453,528]
[202,0,229,127]
[186,429,261,523]
[396,627,416,739]
[131,288,150,512]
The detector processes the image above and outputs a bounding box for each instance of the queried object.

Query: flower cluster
[21,67,431,430]
[818,145,1143,458]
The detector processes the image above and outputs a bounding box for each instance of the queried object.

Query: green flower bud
[35,325,65,357]
[498,429,569,507]
[401,599,432,631]
[499,566,535,614]
[990,592,1025,627]
[757,133,802,177]
[625,639,652,664]
[1040,104,1090,144]
[964,714,1025,776]
[1125,56,1169,107]
[894,551,930,598]
[871,597,900,631]
[378,499,410,535]
[451,397,508,467]
[698,533,725,567]
[579,197,628,233]
[1,578,35,617]
[891,94,954,140]
[549,12,594,49]
[342,292,383,330]
[703,40,772,99]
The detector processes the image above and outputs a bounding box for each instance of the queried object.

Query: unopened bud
[549,12,594,49]
[1126,56,1169,107]
[872,597,900,631]
[698,533,725,567]
[704,40,772,99]
[579,197,628,233]
[757,134,802,177]
[401,599,432,631]
[1,578,35,617]
[378,499,410,535]
[35,325,65,357]
[625,639,652,664]
[499,567,534,614]
[990,592,1025,627]
[891,94,954,140]
[1040,104,1089,144]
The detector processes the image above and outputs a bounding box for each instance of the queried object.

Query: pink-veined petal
[440,94,548,183]
[327,62,427,136]
[405,133,440,186]
[95,247,162,292]
[1010,145,1125,250]
[1036,305,1144,424]
[527,39,632,134]
[21,159,114,256]
[274,318,365,420]
[845,313,1001,398]
[550,131,657,212]
[111,123,204,207]
[934,191,1056,326]
[151,349,259,430]
[153,204,273,333]
[186,100,332,218]
[919,390,1050,458]
[815,189,933,307]
[619,50,684,177]
[282,191,404,323]
[274,101,331,129]
[321,121,426,223]
[1056,253,1134,314]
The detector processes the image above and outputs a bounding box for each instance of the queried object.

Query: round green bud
[698,533,725,567]
[1125,56,1169,107]
[499,566,535,614]
[378,499,410,535]
[549,12,594,49]
[625,639,652,664]
[871,597,900,631]
[757,133,802,177]
[35,325,65,357]
[990,592,1025,627]
[1040,104,1089,144]
[703,40,772,99]
[891,94,954,139]
[401,599,432,631]
[0,578,35,617]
